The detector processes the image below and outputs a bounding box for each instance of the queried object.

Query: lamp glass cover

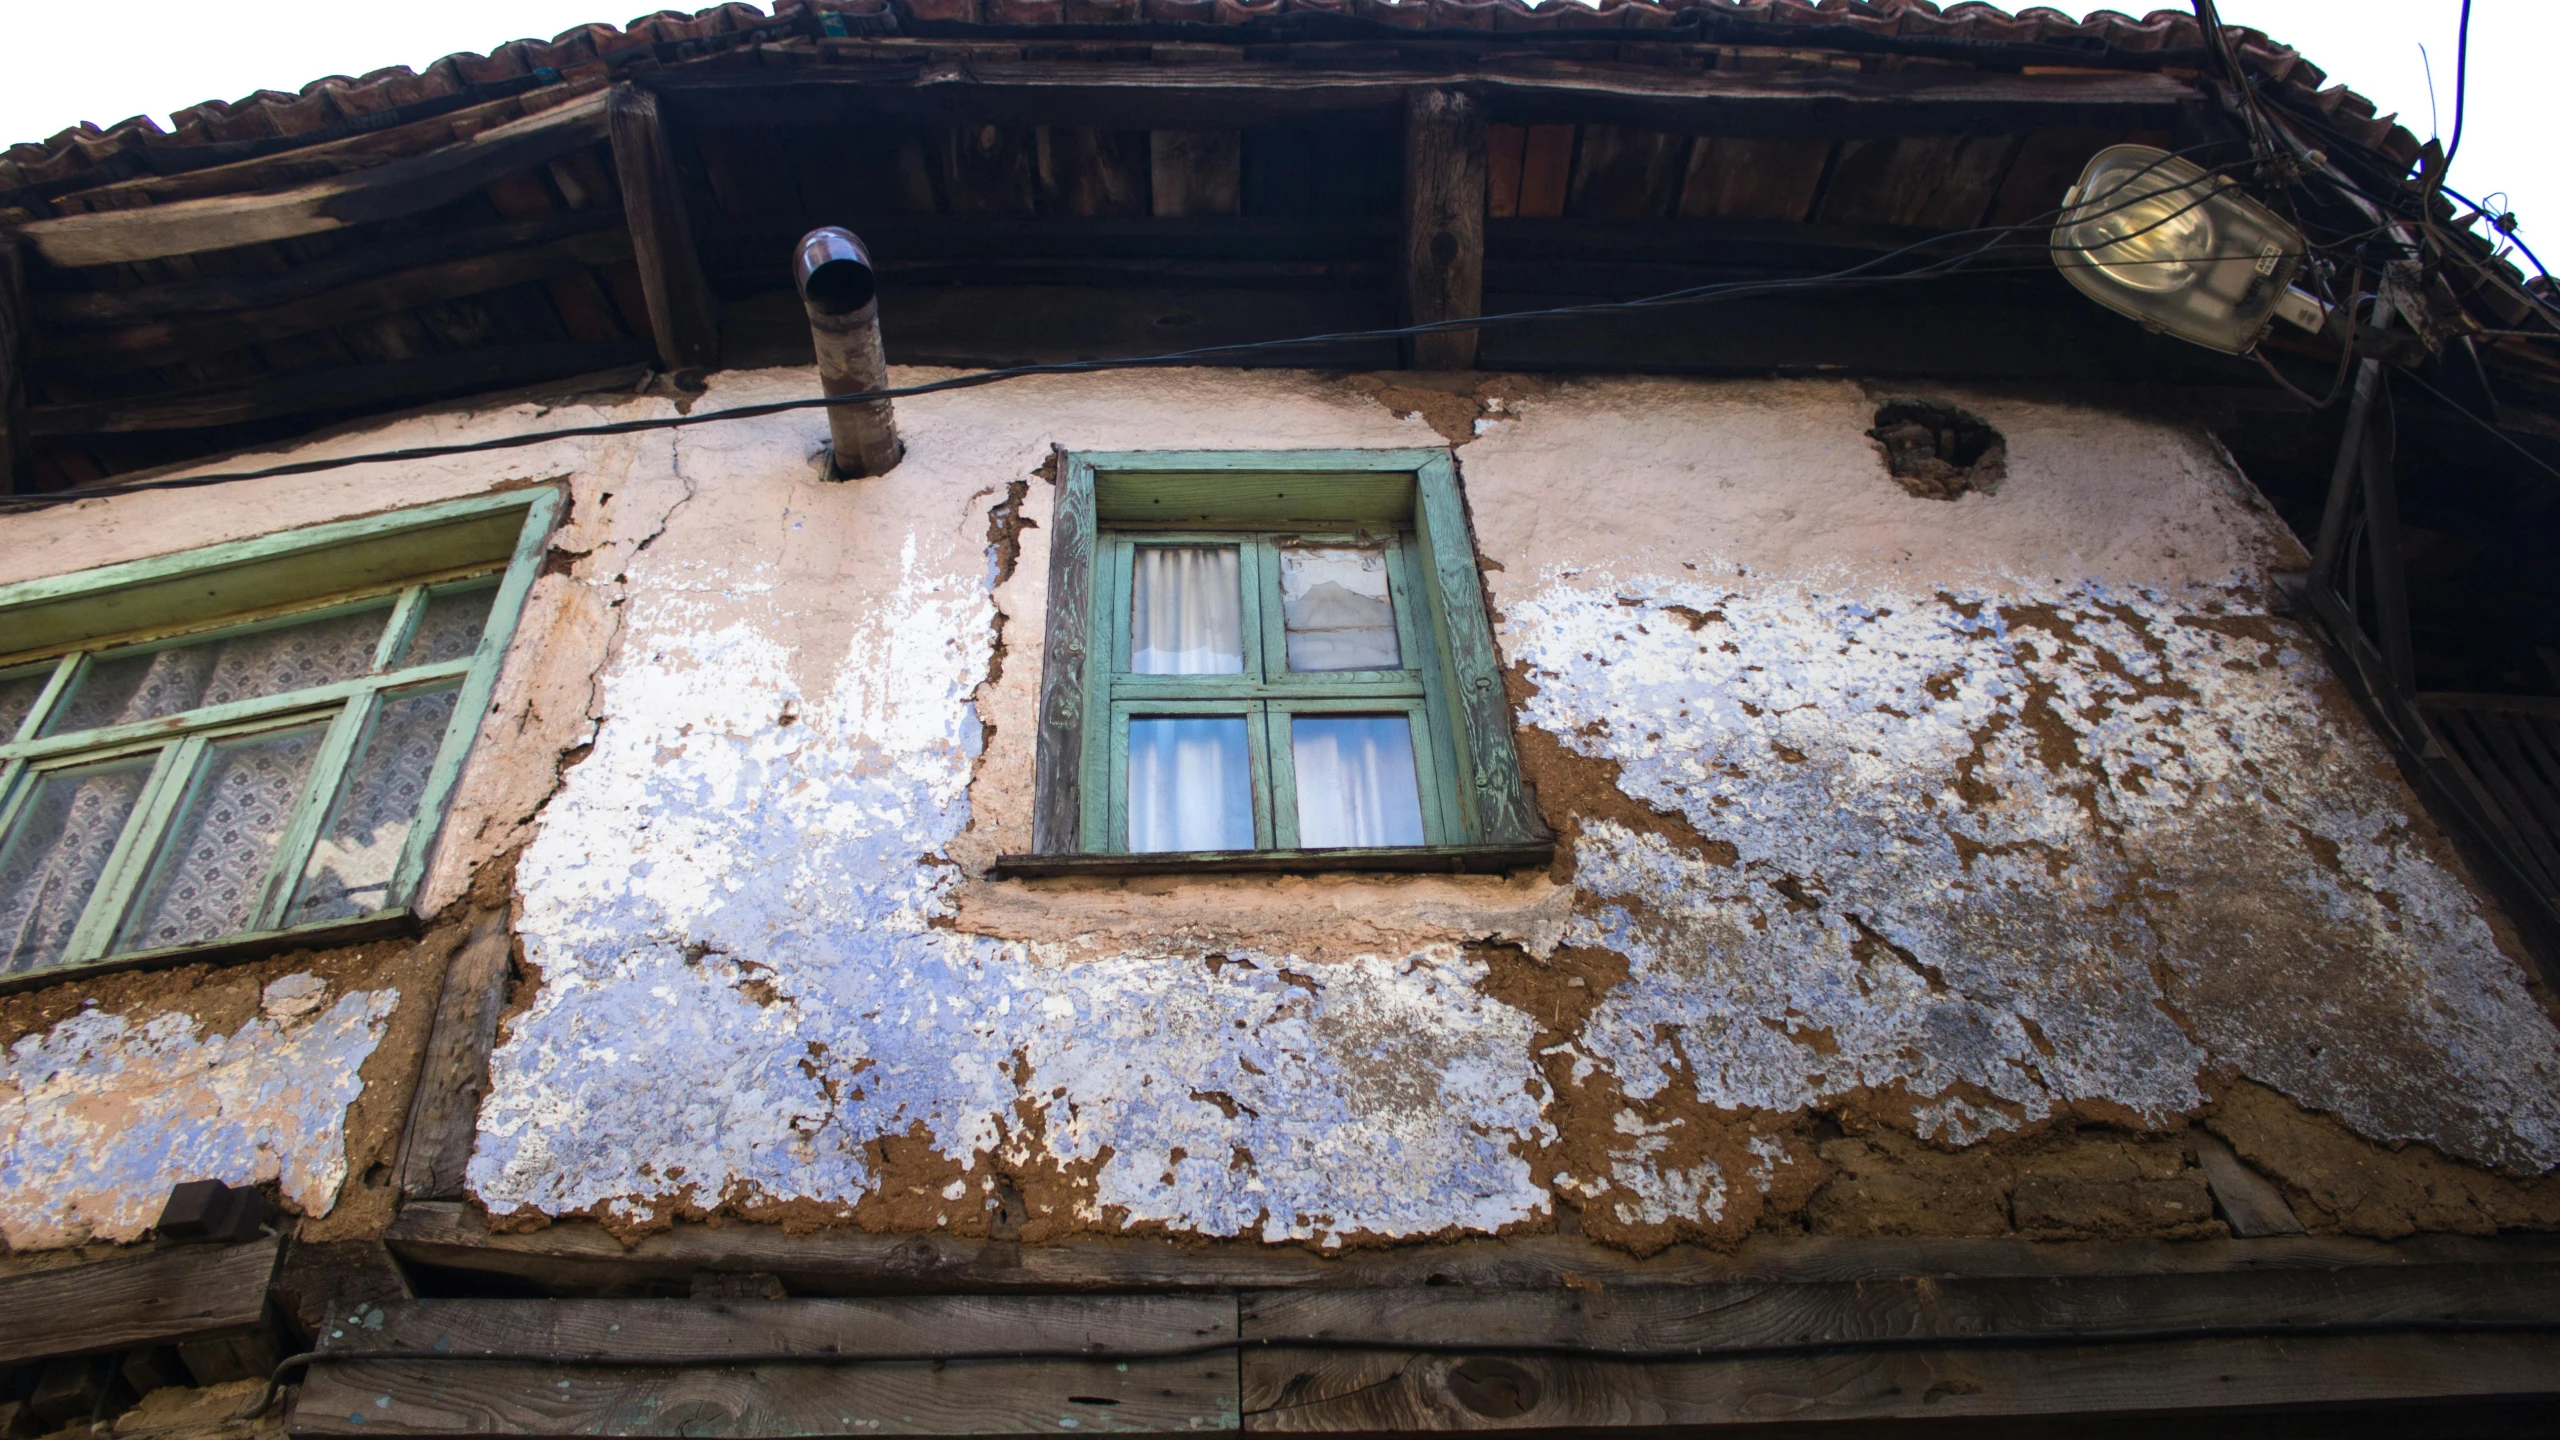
[2051,145,2305,354]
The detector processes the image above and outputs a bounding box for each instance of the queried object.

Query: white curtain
[1131,546,1243,675]
[1128,717,1254,852]
[1279,546,1401,672]
[1292,715,1424,848]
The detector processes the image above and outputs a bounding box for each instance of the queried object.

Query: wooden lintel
[396,909,516,1202]
[386,1200,2560,1297]
[12,92,612,269]
[21,340,648,436]
[0,1235,280,1367]
[1401,88,1487,370]
[646,62,2191,136]
[608,84,721,372]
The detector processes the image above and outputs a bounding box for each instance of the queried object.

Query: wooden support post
[608,84,720,371]
[1401,88,1487,371]
[2361,412,2418,698]
[396,909,516,1201]
[0,237,24,496]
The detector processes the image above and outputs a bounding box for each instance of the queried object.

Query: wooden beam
[0,236,23,495]
[1242,1333,2560,1432]
[12,92,612,268]
[32,211,625,328]
[397,909,516,1201]
[38,227,634,375]
[385,1200,2560,1299]
[21,340,648,435]
[648,60,2193,137]
[44,84,606,214]
[607,84,721,371]
[0,1236,279,1367]
[1400,89,1486,370]
[292,1355,1238,1437]
[289,1295,1238,1439]
[1237,1265,2560,1354]
[325,1295,1234,1359]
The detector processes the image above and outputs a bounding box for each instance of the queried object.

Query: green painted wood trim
[63,736,202,966]
[990,841,1553,880]
[391,487,560,904]
[10,656,76,744]
[0,488,549,661]
[0,761,30,868]
[0,910,417,998]
[0,657,473,763]
[253,693,377,932]
[373,585,432,673]
[1412,452,1539,844]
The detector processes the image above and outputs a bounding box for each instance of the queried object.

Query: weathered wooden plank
[348,1294,1235,1358]
[1038,127,1150,217]
[39,227,635,374]
[872,284,1393,368]
[32,211,626,328]
[1674,134,1832,222]
[293,1356,1240,1437]
[652,61,2193,137]
[0,1236,279,1366]
[1150,131,1241,218]
[0,236,23,495]
[940,124,1041,215]
[47,86,602,213]
[386,1200,2560,1300]
[607,85,721,371]
[16,92,613,268]
[2189,1131,2305,1238]
[21,340,648,435]
[1241,1333,2560,1431]
[1564,124,1687,220]
[1031,457,1097,854]
[1400,89,1486,371]
[1237,1265,2560,1357]
[397,909,517,1201]
[1814,133,1965,227]
[1909,131,2023,230]
[996,843,1550,878]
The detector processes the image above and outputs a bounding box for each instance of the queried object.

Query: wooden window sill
[0,911,417,997]
[990,842,1554,880]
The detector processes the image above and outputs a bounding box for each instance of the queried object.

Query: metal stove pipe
[793,227,901,479]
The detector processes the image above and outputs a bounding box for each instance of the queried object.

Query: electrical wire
[2442,0,2475,180]
[0,149,2262,513]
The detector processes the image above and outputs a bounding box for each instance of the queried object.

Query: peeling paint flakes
[481,549,1553,1243]
[0,988,395,1247]
[1514,575,2560,1173]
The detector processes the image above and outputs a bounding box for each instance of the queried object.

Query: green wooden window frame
[1002,450,1547,878]
[0,488,559,986]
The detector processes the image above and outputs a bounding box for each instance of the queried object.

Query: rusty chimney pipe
[793,227,901,479]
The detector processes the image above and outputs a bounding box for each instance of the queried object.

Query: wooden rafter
[607,84,722,371]
[1402,88,1487,370]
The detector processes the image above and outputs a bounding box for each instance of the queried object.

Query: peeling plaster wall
[0,979,394,1248]
[3,368,2556,1253]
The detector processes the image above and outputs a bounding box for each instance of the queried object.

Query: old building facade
[2,0,2557,1433]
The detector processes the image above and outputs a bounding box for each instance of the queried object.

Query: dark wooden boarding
[0,1235,280,1367]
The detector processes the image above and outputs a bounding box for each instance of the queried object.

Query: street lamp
[2052,144,2321,354]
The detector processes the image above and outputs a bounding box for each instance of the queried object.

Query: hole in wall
[1867,399,2007,501]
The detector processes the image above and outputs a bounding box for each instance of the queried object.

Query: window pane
[1279,545,1401,672]
[1292,715,1425,849]
[0,669,52,742]
[0,756,154,974]
[47,605,388,734]
[1130,546,1244,675]
[115,723,329,953]
[1128,717,1254,853]
[294,686,461,923]
[400,584,499,667]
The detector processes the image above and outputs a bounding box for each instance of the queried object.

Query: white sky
[0,0,2547,266]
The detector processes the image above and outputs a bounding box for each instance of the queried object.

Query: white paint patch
[1514,574,2560,1175]
[477,549,1550,1242]
[0,989,395,1247]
